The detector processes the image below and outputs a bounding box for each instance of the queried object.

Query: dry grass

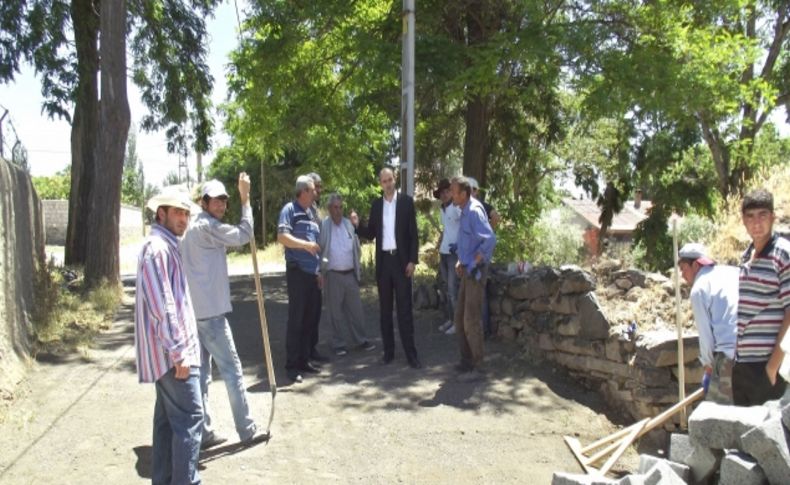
[707,164,790,264]
[33,263,122,357]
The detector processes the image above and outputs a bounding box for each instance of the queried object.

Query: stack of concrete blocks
[552,455,689,484]
[677,396,789,484]
[488,265,703,426]
[552,395,790,483]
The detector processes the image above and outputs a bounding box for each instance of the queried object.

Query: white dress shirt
[382,191,398,251]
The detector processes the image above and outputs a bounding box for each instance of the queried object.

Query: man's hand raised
[238,172,251,206]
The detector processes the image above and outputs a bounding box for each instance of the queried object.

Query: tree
[1,0,219,284]
[574,0,790,198]
[225,1,572,259]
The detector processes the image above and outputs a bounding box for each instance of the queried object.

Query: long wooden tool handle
[250,235,277,434]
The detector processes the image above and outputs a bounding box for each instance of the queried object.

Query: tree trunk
[85,0,130,287]
[463,94,492,185]
[65,0,100,266]
[461,0,499,188]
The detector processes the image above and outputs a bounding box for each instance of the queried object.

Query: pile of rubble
[590,259,695,334]
[553,394,790,484]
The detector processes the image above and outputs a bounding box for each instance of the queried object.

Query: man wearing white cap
[135,187,203,484]
[678,242,739,404]
[180,173,260,448]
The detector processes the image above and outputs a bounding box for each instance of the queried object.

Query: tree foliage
[1,0,220,284]
[32,166,71,200]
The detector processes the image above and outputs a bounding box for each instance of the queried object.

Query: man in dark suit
[351,167,422,369]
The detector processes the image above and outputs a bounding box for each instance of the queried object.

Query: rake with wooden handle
[249,234,277,438]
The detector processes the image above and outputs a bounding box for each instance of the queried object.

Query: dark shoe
[299,362,321,374]
[240,424,270,447]
[379,355,394,365]
[359,341,377,352]
[200,432,228,450]
[310,350,330,363]
[407,357,423,369]
[286,369,303,383]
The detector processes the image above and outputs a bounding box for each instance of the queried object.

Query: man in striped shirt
[135,188,203,484]
[734,189,790,406]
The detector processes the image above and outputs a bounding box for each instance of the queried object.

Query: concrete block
[719,451,767,485]
[637,455,690,482]
[668,433,693,463]
[669,433,721,484]
[635,330,699,367]
[551,472,618,485]
[740,416,790,485]
[688,401,769,449]
[642,459,686,485]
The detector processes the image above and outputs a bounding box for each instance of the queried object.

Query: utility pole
[196,151,203,183]
[401,0,415,196]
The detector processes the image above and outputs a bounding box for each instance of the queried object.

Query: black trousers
[377,252,417,360]
[732,361,787,406]
[285,265,322,370]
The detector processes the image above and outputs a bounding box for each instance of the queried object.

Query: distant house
[562,193,652,256]
[42,200,143,245]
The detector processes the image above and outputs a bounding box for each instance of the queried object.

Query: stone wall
[488,265,703,428]
[42,199,143,245]
[0,158,45,399]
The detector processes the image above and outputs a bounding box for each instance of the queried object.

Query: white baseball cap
[467,177,479,190]
[202,179,228,198]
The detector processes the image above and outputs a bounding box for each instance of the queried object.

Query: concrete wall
[0,158,45,398]
[43,199,143,245]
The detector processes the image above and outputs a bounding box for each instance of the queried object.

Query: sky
[0,1,243,187]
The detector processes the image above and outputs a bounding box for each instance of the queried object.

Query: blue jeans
[197,315,256,441]
[152,367,203,485]
[439,253,459,321]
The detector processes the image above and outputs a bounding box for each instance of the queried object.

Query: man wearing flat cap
[134,187,203,485]
[678,242,739,403]
[181,174,261,449]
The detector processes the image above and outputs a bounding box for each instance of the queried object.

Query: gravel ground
[0,274,639,484]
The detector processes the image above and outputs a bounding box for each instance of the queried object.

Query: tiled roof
[563,198,653,234]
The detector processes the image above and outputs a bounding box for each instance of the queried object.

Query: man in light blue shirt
[181,174,259,448]
[678,243,739,404]
[435,178,462,335]
[451,176,496,382]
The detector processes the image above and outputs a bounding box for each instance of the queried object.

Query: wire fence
[0,105,29,170]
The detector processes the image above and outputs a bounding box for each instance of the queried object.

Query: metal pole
[401,0,415,196]
[672,218,687,428]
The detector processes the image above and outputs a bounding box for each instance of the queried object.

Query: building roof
[562,197,653,235]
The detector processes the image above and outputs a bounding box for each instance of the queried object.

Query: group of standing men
[680,189,789,407]
[132,166,499,483]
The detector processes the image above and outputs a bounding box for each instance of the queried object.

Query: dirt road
[0,275,637,484]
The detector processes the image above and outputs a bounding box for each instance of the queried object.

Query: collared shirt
[439,202,461,254]
[327,220,354,271]
[689,264,739,366]
[134,224,201,383]
[737,233,790,363]
[457,197,496,270]
[382,191,398,251]
[278,199,320,274]
[180,205,253,320]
